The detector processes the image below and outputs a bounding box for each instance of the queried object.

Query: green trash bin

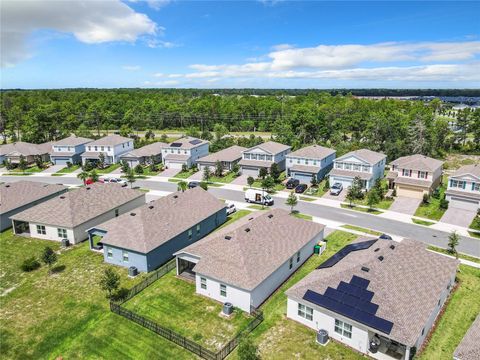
[314,244,321,254]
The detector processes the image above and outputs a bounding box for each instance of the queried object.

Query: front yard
[55,164,80,174]
[208,171,238,183]
[469,215,480,230]
[96,163,121,174]
[174,168,198,179]
[414,183,447,221]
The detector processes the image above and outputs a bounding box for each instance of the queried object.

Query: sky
[1,0,479,89]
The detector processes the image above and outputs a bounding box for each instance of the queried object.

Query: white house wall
[26,223,75,243]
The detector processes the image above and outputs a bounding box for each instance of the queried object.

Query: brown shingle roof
[11,184,144,228]
[390,154,443,172]
[1,181,67,214]
[288,145,335,159]
[245,141,291,155]
[329,168,374,180]
[98,187,226,253]
[337,149,386,165]
[53,135,93,146]
[450,164,480,179]
[88,135,132,146]
[286,238,459,347]
[454,315,480,360]
[120,142,166,159]
[197,145,247,164]
[177,209,325,291]
[167,136,208,149]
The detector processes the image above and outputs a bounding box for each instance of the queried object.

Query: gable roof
[0,142,50,157]
[11,184,144,228]
[120,142,167,159]
[166,136,208,149]
[1,181,67,214]
[88,135,132,146]
[98,187,226,253]
[177,209,324,291]
[245,141,291,155]
[288,145,336,159]
[450,164,480,180]
[454,315,480,360]
[390,154,443,172]
[53,135,93,146]
[286,237,458,347]
[197,145,247,164]
[336,149,386,165]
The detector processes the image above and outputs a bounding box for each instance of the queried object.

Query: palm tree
[77,170,89,185]
[89,170,99,183]
[177,181,188,192]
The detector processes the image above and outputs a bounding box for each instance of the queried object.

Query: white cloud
[1,0,158,67]
[147,0,172,11]
[122,65,141,71]
[146,39,180,48]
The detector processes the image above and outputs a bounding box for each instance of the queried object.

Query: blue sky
[1,0,479,89]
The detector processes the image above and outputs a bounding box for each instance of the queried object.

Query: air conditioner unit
[316,329,329,346]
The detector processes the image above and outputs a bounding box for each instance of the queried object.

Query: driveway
[109,167,123,175]
[188,171,203,181]
[231,174,249,185]
[389,197,421,215]
[158,167,180,178]
[41,164,65,174]
[322,189,347,202]
[440,207,477,228]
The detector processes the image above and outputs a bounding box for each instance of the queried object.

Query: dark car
[379,234,393,240]
[286,178,300,189]
[295,183,308,194]
[188,181,200,189]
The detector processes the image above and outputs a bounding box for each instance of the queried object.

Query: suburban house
[10,184,145,244]
[0,141,52,165]
[445,164,480,211]
[238,141,291,177]
[119,141,167,168]
[286,144,336,183]
[174,209,325,313]
[50,135,93,165]
[0,181,67,231]
[196,145,247,171]
[161,136,209,169]
[387,154,444,199]
[88,187,226,272]
[81,135,133,165]
[286,237,458,360]
[453,315,479,360]
[329,149,386,190]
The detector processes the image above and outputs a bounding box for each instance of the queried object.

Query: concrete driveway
[440,207,477,228]
[322,189,347,202]
[389,196,421,215]
[231,174,249,185]
[41,164,65,173]
[158,167,180,178]
[188,171,203,181]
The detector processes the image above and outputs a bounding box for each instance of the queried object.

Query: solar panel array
[170,142,182,147]
[302,275,393,334]
[189,139,203,145]
[317,239,378,269]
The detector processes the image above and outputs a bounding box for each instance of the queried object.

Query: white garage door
[241,166,259,177]
[397,186,424,199]
[292,172,314,184]
[449,197,479,211]
[166,161,184,169]
[330,176,352,189]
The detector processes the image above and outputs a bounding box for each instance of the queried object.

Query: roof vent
[173,195,178,199]
[361,266,370,272]
[130,212,136,216]
[60,196,65,199]
[248,217,254,220]
[5,184,10,188]
[390,245,395,250]
[245,228,251,233]
[149,205,154,209]
[86,187,91,190]
[225,235,232,240]
[378,256,384,261]
[374,248,380,252]
[268,214,273,219]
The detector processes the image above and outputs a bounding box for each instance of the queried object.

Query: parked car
[379,234,393,240]
[101,177,128,187]
[245,189,274,206]
[330,182,343,195]
[295,184,308,194]
[226,203,237,215]
[286,178,300,189]
[85,178,95,185]
[188,181,200,189]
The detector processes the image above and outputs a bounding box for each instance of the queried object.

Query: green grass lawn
[303,180,329,197]
[55,165,80,174]
[216,209,252,231]
[291,212,313,221]
[427,246,480,264]
[414,185,447,221]
[340,203,382,215]
[250,180,285,192]
[468,231,480,239]
[208,171,237,184]
[247,204,269,210]
[123,270,252,351]
[418,265,480,360]
[340,224,382,236]
[469,216,480,230]
[412,218,435,226]
[96,163,121,174]
[299,196,316,202]
[0,230,196,360]
[7,165,46,174]
[353,196,394,210]
[174,169,198,179]
[168,178,181,183]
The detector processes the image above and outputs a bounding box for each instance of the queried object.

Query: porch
[367,333,408,360]
[12,220,31,237]
[176,257,197,281]
[87,228,107,251]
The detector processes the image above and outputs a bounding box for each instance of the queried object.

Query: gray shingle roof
[445,189,480,200]
[394,176,433,188]
[286,238,459,347]
[289,164,321,174]
[88,135,132,146]
[450,164,480,179]
[245,141,291,155]
[120,142,167,159]
[166,136,208,149]
[390,154,443,172]
[0,142,50,157]
[238,159,273,168]
[98,187,226,253]
[1,181,67,214]
[164,153,190,161]
[337,149,386,165]
[329,168,374,180]
[53,135,93,147]
[11,184,144,228]
[197,145,247,164]
[454,315,480,360]
[288,145,335,159]
[177,209,325,291]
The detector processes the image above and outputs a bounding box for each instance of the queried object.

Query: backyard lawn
[414,183,447,221]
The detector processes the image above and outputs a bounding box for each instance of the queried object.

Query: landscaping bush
[432,188,440,199]
[111,287,129,302]
[199,181,208,190]
[422,193,429,204]
[440,198,449,210]
[181,164,188,173]
[392,188,397,197]
[134,164,144,174]
[21,257,41,272]
[83,161,93,172]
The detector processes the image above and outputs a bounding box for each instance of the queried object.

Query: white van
[244,189,274,206]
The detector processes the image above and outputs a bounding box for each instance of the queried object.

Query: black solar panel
[170,142,182,147]
[317,239,378,269]
[351,275,370,289]
[189,139,202,145]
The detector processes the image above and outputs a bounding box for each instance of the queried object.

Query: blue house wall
[51,143,88,165]
[99,208,227,272]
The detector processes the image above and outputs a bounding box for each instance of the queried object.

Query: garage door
[166,161,184,169]
[449,197,479,211]
[330,176,352,189]
[397,186,424,199]
[292,172,314,184]
[241,166,259,177]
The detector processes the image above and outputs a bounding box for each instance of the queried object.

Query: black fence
[110,259,264,360]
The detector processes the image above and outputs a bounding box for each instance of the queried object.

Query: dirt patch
[444,154,480,171]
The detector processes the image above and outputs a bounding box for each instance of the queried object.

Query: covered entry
[12,220,30,236]
[176,255,199,281]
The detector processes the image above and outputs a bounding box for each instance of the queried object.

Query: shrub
[439,198,449,209]
[422,193,429,204]
[181,164,188,173]
[134,164,144,174]
[392,188,397,197]
[66,161,73,168]
[199,181,208,190]
[432,188,440,199]
[238,336,260,360]
[21,257,41,272]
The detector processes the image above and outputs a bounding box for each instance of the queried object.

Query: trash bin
[314,245,321,254]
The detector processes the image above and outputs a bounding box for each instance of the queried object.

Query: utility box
[61,238,70,247]
[128,266,138,277]
[223,302,233,316]
[317,329,329,345]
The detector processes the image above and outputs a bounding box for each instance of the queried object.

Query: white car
[226,203,237,215]
[101,177,128,187]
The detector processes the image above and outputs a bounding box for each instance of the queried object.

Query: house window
[100,146,104,151]
[107,248,113,258]
[345,163,352,170]
[418,171,427,179]
[68,146,71,151]
[353,164,360,171]
[334,319,352,339]
[200,277,207,289]
[122,251,129,262]
[36,225,46,235]
[289,257,293,269]
[88,146,91,151]
[94,146,98,151]
[362,165,370,172]
[298,303,313,321]
[220,284,227,297]
[188,229,193,239]
[313,160,317,165]
[266,155,272,161]
[296,251,301,263]
[107,146,111,151]
[289,159,293,163]
[450,180,465,189]
[115,209,119,217]
[305,159,309,165]
[245,153,251,160]
[259,154,265,161]
[474,183,480,191]
[402,169,411,177]
[196,224,201,234]
[335,162,342,169]
[57,228,67,239]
